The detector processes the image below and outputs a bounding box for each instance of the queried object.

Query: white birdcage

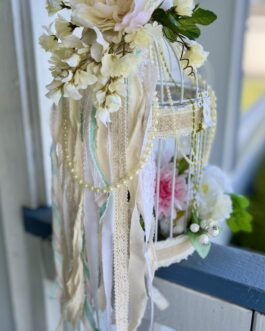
[150,37,216,268]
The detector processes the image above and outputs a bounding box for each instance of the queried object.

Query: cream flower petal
[74,70,97,89]
[105,94,122,112]
[55,15,74,39]
[46,80,63,104]
[63,53,81,67]
[185,41,209,69]
[39,34,58,52]
[96,108,111,126]
[63,82,82,100]
[96,90,106,105]
[174,0,194,16]
[61,35,85,49]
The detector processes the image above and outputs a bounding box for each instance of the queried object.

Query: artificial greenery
[152,5,217,43]
[232,155,265,253]
[226,194,253,233]
[188,231,211,259]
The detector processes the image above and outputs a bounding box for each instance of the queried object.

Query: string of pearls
[62,100,159,194]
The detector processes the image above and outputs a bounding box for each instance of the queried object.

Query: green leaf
[177,158,189,175]
[190,211,201,224]
[192,8,217,25]
[163,26,177,42]
[226,194,253,233]
[152,9,179,32]
[188,231,211,259]
[177,21,201,40]
[152,8,200,40]
[180,8,217,26]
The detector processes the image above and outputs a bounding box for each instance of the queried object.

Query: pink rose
[156,163,188,218]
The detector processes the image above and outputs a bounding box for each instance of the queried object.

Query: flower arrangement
[155,150,253,258]
[41,1,253,331]
[40,0,216,124]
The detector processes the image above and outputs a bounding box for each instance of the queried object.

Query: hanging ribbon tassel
[111,83,130,331]
[65,196,85,327]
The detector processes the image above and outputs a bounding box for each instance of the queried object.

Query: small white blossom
[173,0,194,17]
[118,53,141,77]
[108,78,126,97]
[63,53,81,67]
[125,23,162,49]
[185,41,209,69]
[46,0,62,15]
[74,70,97,89]
[55,16,75,39]
[63,82,82,100]
[101,54,119,78]
[105,94,122,112]
[39,33,58,52]
[96,108,111,126]
[46,80,63,104]
[46,0,70,15]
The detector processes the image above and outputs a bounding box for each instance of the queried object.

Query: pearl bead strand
[62,102,158,194]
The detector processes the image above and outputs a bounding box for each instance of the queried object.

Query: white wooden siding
[139,278,253,331]
[253,312,265,331]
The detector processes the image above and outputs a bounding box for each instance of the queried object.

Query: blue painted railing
[23,207,265,314]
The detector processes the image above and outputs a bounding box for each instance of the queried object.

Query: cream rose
[185,41,209,69]
[173,0,194,17]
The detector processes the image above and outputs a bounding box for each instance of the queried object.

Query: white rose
[185,41,209,69]
[173,0,194,17]
[198,166,233,223]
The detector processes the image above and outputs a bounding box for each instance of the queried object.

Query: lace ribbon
[112,92,130,331]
